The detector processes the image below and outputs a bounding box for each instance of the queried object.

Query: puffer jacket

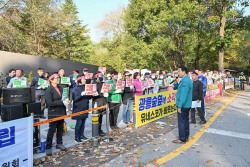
[133,79,143,102]
[192,80,203,101]
[31,75,47,95]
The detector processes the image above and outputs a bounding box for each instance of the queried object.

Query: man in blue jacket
[31,67,47,118]
[69,70,79,114]
[173,66,193,144]
[198,70,207,114]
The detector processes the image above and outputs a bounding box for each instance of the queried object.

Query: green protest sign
[13,80,26,88]
[167,78,173,84]
[156,80,163,87]
[38,78,48,87]
[60,77,70,84]
[61,88,69,101]
[73,74,78,81]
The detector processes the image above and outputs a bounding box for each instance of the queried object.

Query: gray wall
[0,51,98,83]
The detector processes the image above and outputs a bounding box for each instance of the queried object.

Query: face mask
[99,77,103,81]
[160,76,163,79]
[107,77,111,80]
[136,76,140,80]
[86,79,91,84]
[152,76,155,79]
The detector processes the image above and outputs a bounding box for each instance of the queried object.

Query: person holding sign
[7,69,30,88]
[107,71,124,130]
[157,74,166,92]
[122,71,134,124]
[166,73,174,91]
[58,68,71,89]
[72,74,92,143]
[31,67,48,118]
[45,73,69,155]
[69,70,79,114]
[190,72,206,124]
[92,71,107,136]
[144,72,154,94]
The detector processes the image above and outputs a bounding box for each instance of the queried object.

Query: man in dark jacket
[68,70,79,114]
[31,67,47,118]
[92,71,107,136]
[122,71,134,124]
[190,72,206,124]
[198,70,207,114]
[6,69,16,85]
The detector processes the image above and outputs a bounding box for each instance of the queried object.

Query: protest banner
[85,73,93,79]
[0,116,33,167]
[73,74,78,81]
[147,79,154,87]
[61,88,69,101]
[156,80,163,87]
[85,84,97,95]
[38,78,48,87]
[116,81,125,90]
[235,78,240,86]
[60,77,70,84]
[101,83,113,93]
[205,83,223,101]
[141,80,148,89]
[125,79,133,87]
[134,90,177,128]
[98,67,106,73]
[13,80,27,88]
[224,78,234,90]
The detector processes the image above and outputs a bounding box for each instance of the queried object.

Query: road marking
[147,88,248,167]
[205,128,250,140]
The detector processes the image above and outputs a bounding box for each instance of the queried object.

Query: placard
[85,73,93,79]
[38,78,48,87]
[126,79,133,87]
[85,84,97,95]
[141,80,148,89]
[100,83,113,93]
[73,74,78,81]
[60,77,70,84]
[205,83,223,101]
[156,80,163,87]
[98,67,106,73]
[13,80,26,88]
[116,80,125,90]
[61,88,69,101]
[147,79,154,87]
[224,78,234,90]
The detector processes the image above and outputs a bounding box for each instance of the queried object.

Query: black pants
[36,95,46,115]
[99,114,103,131]
[46,119,64,149]
[109,103,121,126]
[177,108,190,142]
[68,91,72,112]
[191,107,205,121]
[240,82,245,90]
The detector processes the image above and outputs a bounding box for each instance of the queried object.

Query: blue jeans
[75,119,86,139]
[122,99,133,122]
[177,108,190,142]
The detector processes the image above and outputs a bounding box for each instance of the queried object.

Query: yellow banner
[135,90,177,128]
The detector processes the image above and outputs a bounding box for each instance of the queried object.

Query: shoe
[172,139,185,144]
[114,126,120,130]
[46,148,52,156]
[56,144,67,151]
[110,126,116,130]
[75,138,83,144]
[199,120,206,124]
[190,121,196,124]
[99,130,106,136]
[80,136,89,142]
[124,122,129,125]
[128,121,133,124]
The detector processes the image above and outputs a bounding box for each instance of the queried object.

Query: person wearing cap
[7,69,30,88]
[92,71,107,136]
[198,70,207,114]
[45,73,69,155]
[172,66,193,144]
[31,67,48,118]
[122,71,134,124]
[72,74,93,143]
[190,72,206,124]
[144,72,153,94]
[239,72,246,90]
[68,70,79,114]
[107,71,124,130]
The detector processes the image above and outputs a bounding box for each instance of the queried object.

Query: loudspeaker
[3,87,36,105]
[27,101,41,117]
[1,104,24,122]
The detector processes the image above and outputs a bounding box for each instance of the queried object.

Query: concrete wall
[0,51,98,83]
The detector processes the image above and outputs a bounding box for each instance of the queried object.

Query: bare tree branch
[0,0,11,10]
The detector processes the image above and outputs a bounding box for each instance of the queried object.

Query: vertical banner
[135,91,177,128]
[205,83,223,101]
[224,78,234,90]
[0,116,33,167]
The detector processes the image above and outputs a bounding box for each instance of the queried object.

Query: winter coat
[92,80,107,113]
[192,80,203,101]
[107,79,124,103]
[45,85,66,119]
[69,73,77,91]
[122,79,134,105]
[31,75,47,96]
[198,75,207,92]
[72,84,92,120]
[133,79,143,102]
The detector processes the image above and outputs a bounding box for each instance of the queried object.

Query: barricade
[205,83,223,101]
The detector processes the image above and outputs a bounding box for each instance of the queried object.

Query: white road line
[205,128,250,140]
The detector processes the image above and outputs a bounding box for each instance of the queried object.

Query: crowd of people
[1,66,247,155]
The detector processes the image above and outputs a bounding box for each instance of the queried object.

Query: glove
[94,92,99,96]
[104,93,109,97]
[37,86,42,89]
[130,85,134,90]
[63,99,69,106]
[81,91,87,96]
[115,89,122,94]
[68,82,71,86]
[42,86,46,89]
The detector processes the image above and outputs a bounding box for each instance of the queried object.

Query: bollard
[92,102,99,138]
[104,103,113,142]
[133,104,136,129]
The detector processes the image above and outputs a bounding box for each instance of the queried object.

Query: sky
[74,0,250,43]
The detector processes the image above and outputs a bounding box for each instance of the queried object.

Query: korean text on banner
[101,83,113,93]
[0,116,33,167]
[116,81,125,90]
[205,83,222,101]
[38,78,48,87]
[85,84,97,95]
[98,67,106,73]
[73,74,78,81]
[141,80,148,89]
[60,77,70,84]
[61,87,69,101]
[156,80,163,87]
[125,79,133,87]
[224,78,234,90]
[13,80,26,88]
[235,78,240,86]
[135,90,177,128]
[85,73,93,79]
[147,79,154,87]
